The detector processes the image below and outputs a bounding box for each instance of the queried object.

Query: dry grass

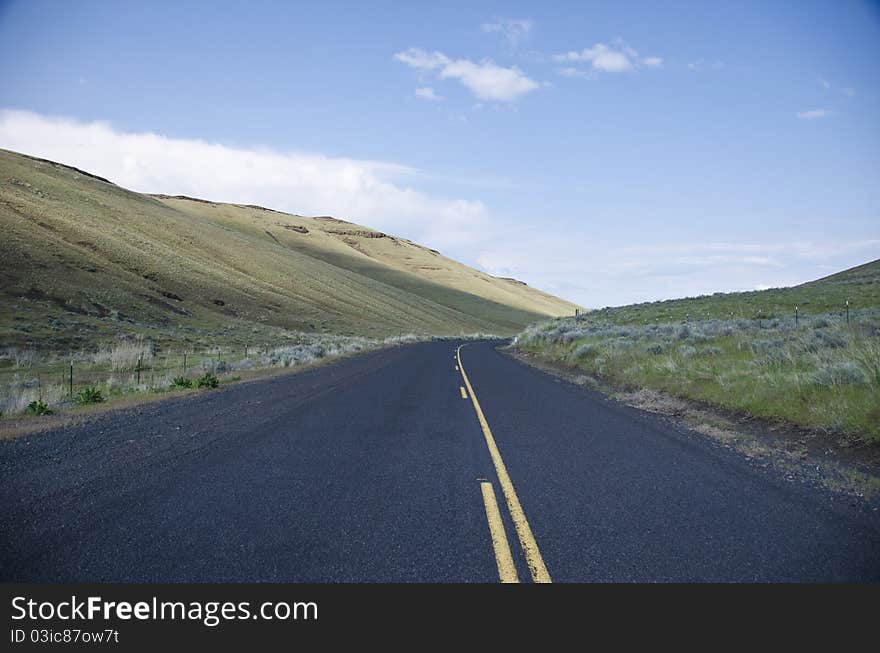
[0,148,575,354]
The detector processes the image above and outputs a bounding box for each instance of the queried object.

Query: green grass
[517,262,880,441]
[0,148,577,354]
[588,259,879,325]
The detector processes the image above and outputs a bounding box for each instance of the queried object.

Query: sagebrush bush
[812,361,869,387]
[567,343,598,361]
[574,375,599,390]
[644,342,666,355]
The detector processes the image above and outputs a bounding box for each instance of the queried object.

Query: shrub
[170,376,193,389]
[644,342,666,355]
[92,339,154,371]
[574,375,599,390]
[11,348,38,368]
[75,387,104,405]
[567,343,598,361]
[812,361,869,387]
[851,341,880,386]
[25,400,53,415]
[201,360,230,373]
[196,372,219,389]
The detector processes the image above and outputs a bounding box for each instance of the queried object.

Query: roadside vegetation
[0,331,496,420]
[515,261,880,442]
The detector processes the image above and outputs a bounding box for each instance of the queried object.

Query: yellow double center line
[456,345,552,584]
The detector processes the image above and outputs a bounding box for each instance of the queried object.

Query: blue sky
[1,0,878,307]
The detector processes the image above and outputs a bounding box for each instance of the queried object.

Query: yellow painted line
[457,345,552,583]
[459,386,467,399]
[480,482,519,583]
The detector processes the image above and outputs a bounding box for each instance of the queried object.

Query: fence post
[183,353,187,375]
[136,355,142,385]
[69,362,73,397]
[795,306,798,327]
[846,300,850,325]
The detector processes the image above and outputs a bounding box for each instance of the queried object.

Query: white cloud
[557,67,588,78]
[414,86,443,101]
[393,48,449,71]
[481,17,533,47]
[552,41,661,74]
[688,59,724,71]
[0,109,489,251]
[554,43,633,72]
[797,108,831,119]
[818,76,831,89]
[842,87,856,97]
[439,59,539,101]
[395,48,540,102]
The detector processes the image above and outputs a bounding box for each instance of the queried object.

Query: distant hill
[0,148,578,351]
[587,258,879,325]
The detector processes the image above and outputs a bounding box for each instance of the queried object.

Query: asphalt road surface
[2,340,879,582]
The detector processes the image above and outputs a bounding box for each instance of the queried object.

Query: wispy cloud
[818,76,856,97]
[0,109,490,251]
[394,48,449,71]
[476,235,880,307]
[394,47,540,102]
[481,17,533,47]
[797,108,831,119]
[687,59,724,71]
[552,41,662,75]
[414,86,443,101]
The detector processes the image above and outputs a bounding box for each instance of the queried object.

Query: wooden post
[69,362,73,397]
[846,300,850,325]
[795,306,798,327]
[136,355,142,385]
[183,353,187,375]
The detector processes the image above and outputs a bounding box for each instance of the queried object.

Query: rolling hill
[587,258,880,326]
[0,148,578,351]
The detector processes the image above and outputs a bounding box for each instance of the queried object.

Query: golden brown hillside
[0,148,578,350]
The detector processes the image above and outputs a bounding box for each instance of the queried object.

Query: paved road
[2,340,879,582]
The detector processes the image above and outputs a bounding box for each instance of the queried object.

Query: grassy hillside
[0,148,577,352]
[516,260,880,441]
[593,259,879,325]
